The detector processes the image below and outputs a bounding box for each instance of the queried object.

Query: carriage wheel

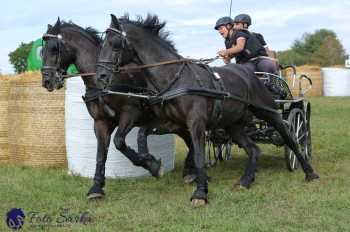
[284,108,309,171]
[215,144,224,161]
[223,142,233,160]
[214,143,230,160]
[205,136,217,167]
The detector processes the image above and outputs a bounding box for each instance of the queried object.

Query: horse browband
[43,33,62,39]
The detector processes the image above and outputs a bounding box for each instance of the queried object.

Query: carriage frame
[206,65,313,171]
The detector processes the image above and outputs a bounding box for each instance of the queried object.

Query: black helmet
[214,16,234,30]
[233,14,252,26]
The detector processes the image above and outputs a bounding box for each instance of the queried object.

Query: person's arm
[218,37,246,64]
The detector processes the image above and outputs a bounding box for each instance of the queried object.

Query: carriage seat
[255,72,293,101]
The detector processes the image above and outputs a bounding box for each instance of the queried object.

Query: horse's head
[96,14,136,89]
[41,18,75,91]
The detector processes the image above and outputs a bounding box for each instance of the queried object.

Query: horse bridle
[96,27,129,73]
[41,33,66,85]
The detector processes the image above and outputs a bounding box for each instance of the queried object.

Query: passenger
[214,14,278,74]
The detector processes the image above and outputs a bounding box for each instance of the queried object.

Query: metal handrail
[299,74,313,97]
[279,65,297,87]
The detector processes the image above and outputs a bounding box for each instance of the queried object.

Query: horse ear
[47,24,53,32]
[56,17,61,26]
[52,17,61,34]
[110,14,121,30]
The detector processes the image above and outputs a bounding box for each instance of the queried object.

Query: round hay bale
[8,73,67,167]
[0,77,10,164]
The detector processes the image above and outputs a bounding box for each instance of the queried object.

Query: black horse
[41,18,197,199]
[96,14,319,207]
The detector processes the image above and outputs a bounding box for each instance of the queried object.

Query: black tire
[284,108,310,171]
[305,103,312,160]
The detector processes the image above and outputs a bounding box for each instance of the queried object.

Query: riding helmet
[233,14,252,26]
[214,16,234,30]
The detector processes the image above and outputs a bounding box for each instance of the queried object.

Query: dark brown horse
[41,18,197,200]
[96,14,319,207]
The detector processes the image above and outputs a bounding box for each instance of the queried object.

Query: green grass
[1,97,350,232]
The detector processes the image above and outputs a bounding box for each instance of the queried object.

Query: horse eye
[111,38,122,48]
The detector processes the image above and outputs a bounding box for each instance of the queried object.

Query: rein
[61,56,220,79]
[117,58,192,72]
[117,56,220,72]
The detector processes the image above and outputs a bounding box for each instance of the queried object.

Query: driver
[214,14,277,74]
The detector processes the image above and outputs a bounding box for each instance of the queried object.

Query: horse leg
[230,125,261,188]
[178,130,197,184]
[188,117,209,207]
[137,127,149,154]
[138,124,196,183]
[114,113,163,178]
[87,119,115,199]
[251,108,319,181]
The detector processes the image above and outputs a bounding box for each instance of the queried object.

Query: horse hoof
[87,185,105,200]
[234,183,249,190]
[183,174,196,184]
[234,180,250,190]
[305,172,320,182]
[191,199,207,208]
[149,158,163,178]
[87,193,105,200]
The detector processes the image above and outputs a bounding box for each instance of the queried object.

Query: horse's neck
[64,30,98,89]
[135,43,181,91]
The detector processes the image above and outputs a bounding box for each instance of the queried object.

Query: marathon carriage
[206,65,313,171]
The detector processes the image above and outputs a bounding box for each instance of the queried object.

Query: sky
[0,0,349,74]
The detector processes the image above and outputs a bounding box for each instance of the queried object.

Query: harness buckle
[213,72,221,80]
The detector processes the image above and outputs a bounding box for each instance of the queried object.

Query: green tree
[310,36,346,66]
[8,41,33,73]
[278,29,347,67]
[277,49,306,66]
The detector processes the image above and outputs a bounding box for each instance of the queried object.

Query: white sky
[0,0,349,73]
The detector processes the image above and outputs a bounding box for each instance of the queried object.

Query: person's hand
[223,57,231,64]
[217,49,229,58]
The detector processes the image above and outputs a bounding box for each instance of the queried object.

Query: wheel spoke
[296,133,306,142]
[295,114,301,137]
[292,154,297,168]
[297,120,304,134]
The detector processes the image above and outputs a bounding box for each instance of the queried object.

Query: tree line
[277,29,347,66]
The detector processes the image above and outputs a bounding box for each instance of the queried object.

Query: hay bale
[283,65,323,97]
[0,77,11,164]
[8,72,67,167]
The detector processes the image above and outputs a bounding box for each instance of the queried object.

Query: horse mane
[49,20,102,45]
[120,14,177,52]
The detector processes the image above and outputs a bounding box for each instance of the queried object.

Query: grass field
[0,97,349,232]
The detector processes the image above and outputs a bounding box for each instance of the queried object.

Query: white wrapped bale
[322,68,350,96]
[65,77,175,178]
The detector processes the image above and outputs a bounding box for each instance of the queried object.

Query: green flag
[27,38,78,74]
